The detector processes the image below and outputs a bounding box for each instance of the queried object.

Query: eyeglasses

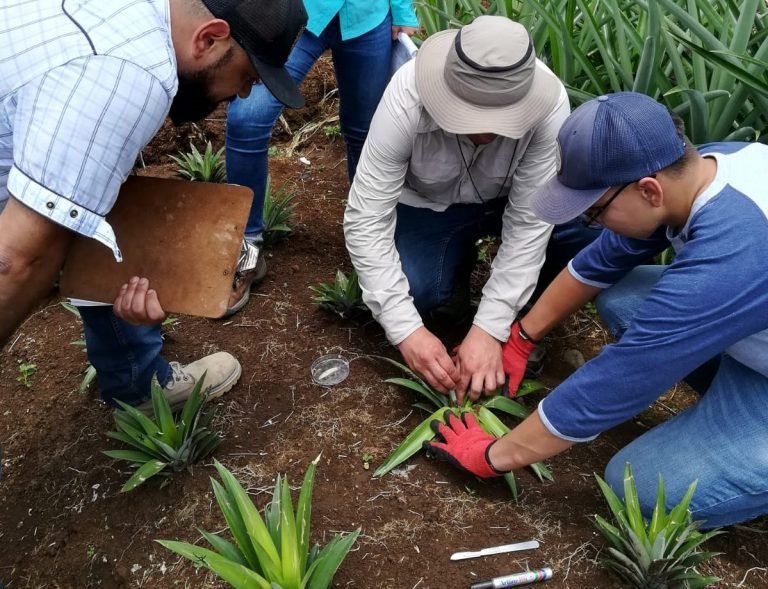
[580,174,658,228]
[580,183,631,228]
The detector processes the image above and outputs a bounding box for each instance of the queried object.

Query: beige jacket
[344,59,569,345]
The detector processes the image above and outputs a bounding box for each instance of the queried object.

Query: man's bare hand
[391,25,419,40]
[454,325,505,404]
[113,276,166,325]
[398,326,458,393]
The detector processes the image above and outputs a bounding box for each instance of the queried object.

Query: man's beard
[169,47,236,125]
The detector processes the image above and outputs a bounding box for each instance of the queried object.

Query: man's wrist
[516,321,539,345]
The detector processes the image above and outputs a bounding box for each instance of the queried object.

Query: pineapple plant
[170,141,226,183]
[158,457,361,589]
[594,463,722,588]
[310,269,368,319]
[372,356,551,501]
[262,175,297,245]
[104,376,221,492]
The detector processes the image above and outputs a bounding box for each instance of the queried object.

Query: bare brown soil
[1,58,767,588]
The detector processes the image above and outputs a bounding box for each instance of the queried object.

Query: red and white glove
[423,412,507,478]
[501,322,537,397]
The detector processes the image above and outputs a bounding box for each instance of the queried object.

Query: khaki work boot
[224,241,268,317]
[137,351,242,414]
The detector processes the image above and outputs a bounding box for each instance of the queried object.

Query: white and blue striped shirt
[0,0,178,260]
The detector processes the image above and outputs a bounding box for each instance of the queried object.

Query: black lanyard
[455,134,516,203]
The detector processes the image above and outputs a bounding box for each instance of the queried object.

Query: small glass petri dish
[310,354,350,386]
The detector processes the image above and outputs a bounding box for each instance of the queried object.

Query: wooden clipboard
[60,176,253,318]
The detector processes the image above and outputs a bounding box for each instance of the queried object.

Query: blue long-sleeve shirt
[306,0,418,40]
[539,142,768,442]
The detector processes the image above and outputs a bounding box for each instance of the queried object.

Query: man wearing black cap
[425,92,768,529]
[0,0,306,410]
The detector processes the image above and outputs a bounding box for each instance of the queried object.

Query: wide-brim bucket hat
[415,15,562,139]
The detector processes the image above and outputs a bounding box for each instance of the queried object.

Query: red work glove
[501,322,537,397]
[423,412,507,478]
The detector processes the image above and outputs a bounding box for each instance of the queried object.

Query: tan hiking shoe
[224,242,268,317]
[137,352,242,414]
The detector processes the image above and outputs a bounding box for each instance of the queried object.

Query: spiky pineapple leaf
[159,459,358,589]
[374,407,453,477]
[157,541,271,589]
[593,464,721,588]
[262,175,297,245]
[120,459,168,492]
[104,376,220,491]
[309,269,367,318]
[170,142,226,183]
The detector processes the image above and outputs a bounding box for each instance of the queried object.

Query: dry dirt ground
[1,58,767,589]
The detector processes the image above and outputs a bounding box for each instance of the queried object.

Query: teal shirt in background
[306,0,418,40]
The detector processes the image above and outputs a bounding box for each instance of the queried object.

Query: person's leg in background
[394,199,505,314]
[396,205,598,316]
[79,306,170,406]
[531,219,603,301]
[78,306,241,411]
[224,32,328,316]
[329,13,393,181]
[603,355,768,529]
[502,218,600,376]
[226,31,329,241]
[595,265,721,393]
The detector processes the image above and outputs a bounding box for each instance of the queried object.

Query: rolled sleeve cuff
[9,167,122,261]
[379,302,424,345]
[473,299,514,342]
[567,259,612,289]
[537,400,600,443]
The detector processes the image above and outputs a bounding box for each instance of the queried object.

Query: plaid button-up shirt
[0,0,178,260]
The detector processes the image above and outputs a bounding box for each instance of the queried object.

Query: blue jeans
[597,266,768,528]
[78,306,170,406]
[394,199,602,312]
[226,14,393,239]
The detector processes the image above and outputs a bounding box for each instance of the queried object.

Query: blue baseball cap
[532,92,686,224]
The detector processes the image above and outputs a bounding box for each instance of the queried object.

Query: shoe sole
[169,361,243,413]
[223,289,250,318]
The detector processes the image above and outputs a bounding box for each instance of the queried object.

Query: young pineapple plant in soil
[594,463,723,588]
[170,141,226,183]
[372,356,552,501]
[262,174,298,245]
[309,269,368,319]
[104,376,221,492]
[158,457,361,589]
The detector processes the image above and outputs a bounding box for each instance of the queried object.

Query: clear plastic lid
[310,354,350,386]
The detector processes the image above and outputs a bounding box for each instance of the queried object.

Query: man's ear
[190,18,232,60]
[638,176,664,208]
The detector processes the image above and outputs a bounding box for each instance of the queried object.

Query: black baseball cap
[202,0,307,108]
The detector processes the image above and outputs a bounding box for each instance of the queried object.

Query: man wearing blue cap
[425,91,768,528]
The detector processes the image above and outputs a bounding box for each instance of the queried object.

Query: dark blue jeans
[394,199,602,312]
[226,13,394,239]
[78,306,170,406]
